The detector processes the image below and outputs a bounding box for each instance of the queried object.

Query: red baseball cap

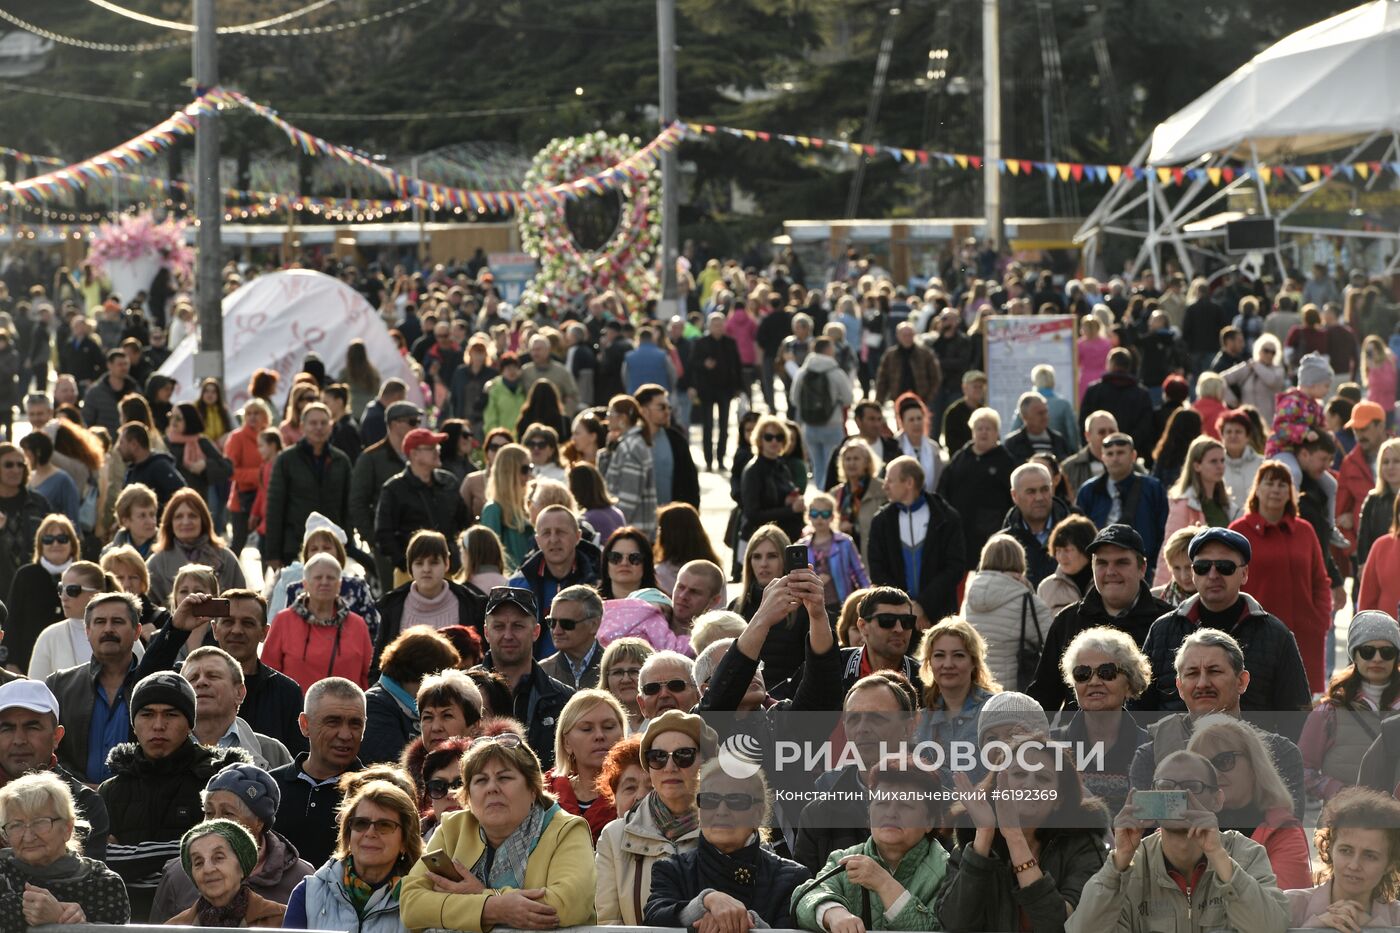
[402,428,447,456]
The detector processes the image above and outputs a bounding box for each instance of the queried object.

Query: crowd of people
[0,250,1396,933]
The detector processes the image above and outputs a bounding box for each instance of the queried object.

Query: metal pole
[656,0,680,319]
[193,0,223,381]
[982,0,1002,246]
[412,155,425,264]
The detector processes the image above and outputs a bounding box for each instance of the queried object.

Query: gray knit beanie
[977,691,1050,742]
[1297,351,1333,388]
[1347,611,1400,658]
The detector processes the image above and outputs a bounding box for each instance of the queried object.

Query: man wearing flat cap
[1139,526,1311,717]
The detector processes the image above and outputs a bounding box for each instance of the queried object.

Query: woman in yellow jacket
[400,733,596,932]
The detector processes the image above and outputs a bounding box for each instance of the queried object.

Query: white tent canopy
[158,270,418,410]
[1149,0,1400,166]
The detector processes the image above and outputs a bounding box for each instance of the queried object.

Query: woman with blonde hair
[1223,333,1286,423]
[479,443,533,570]
[1187,713,1312,889]
[827,438,887,567]
[1157,436,1237,581]
[961,534,1050,692]
[278,382,320,448]
[1363,334,1397,424]
[526,478,577,526]
[1358,437,1400,570]
[599,637,655,730]
[916,617,1000,783]
[546,689,628,843]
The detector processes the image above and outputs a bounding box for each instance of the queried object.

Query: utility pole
[656,0,680,320]
[411,155,425,264]
[982,0,1002,247]
[193,0,223,381]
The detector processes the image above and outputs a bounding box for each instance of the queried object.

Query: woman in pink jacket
[1077,316,1112,403]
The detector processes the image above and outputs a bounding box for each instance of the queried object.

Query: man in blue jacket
[1076,431,1168,579]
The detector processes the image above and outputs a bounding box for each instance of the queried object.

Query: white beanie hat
[977,691,1050,742]
[303,511,347,545]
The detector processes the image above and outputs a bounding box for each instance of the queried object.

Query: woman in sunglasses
[1301,611,1400,803]
[648,761,810,929]
[739,416,804,543]
[794,756,948,933]
[545,689,627,844]
[5,512,78,673]
[284,780,420,933]
[459,427,512,523]
[1050,626,1151,817]
[520,425,566,485]
[478,444,534,571]
[600,526,658,600]
[28,560,117,681]
[1186,714,1312,890]
[415,736,471,843]
[400,733,597,932]
[596,710,714,925]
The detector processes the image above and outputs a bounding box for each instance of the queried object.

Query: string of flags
[0,88,686,215]
[682,122,1400,189]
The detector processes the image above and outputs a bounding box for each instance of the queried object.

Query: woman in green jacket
[481,353,527,438]
[793,757,949,932]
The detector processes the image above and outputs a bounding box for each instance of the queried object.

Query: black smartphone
[191,598,231,617]
[784,544,809,573]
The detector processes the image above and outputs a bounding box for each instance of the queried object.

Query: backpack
[798,367,837,424]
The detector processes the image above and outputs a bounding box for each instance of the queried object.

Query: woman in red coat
[1230,460,1333,693]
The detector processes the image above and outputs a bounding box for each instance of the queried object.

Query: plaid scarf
[342,856,403,919]
[472,802,554,889]
[647,791,698,842]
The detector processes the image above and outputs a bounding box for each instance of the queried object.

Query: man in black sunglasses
[1138,527,1310,721]
[539,586,603,690]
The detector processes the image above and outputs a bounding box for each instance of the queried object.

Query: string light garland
[81,0,341,34]
[0,6,188,51]
[232,0,433,36]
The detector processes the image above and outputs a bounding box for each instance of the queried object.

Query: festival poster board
[982,315,1078,430]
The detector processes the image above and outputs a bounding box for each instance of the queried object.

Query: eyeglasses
[398,418,422,428]
[1356,644,1400,662]
[468,732,523,749]
[426,777,464,799]
[487,441,509,453]
[1102,438,1133,449]
[761,433,785,443]
[545,615,581,631]
[348,817,402,835]
[1191,559,1239,577]
[1153,778,1217,795]
[697,792,757,811]
[1208,750,1240,773]
[519,465,533,477]
[2,816,59,837]
[58,584,98,598]
[645,746,698,770]
[41,534,71,546]
[866,613,915,631]
[526,439,553,450]
[608,551,643,566]
[641,679,689,696]
[0,460,21,470]
[608,667,641,681]
[809,510,833,520]
[1072,663,1122,683]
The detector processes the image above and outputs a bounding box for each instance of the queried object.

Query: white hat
[302,512,347,546]
[0,680,59,718]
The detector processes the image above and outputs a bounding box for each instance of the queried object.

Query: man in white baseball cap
[0,679,110,859]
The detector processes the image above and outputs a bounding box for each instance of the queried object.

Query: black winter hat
[130,670,197,728]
